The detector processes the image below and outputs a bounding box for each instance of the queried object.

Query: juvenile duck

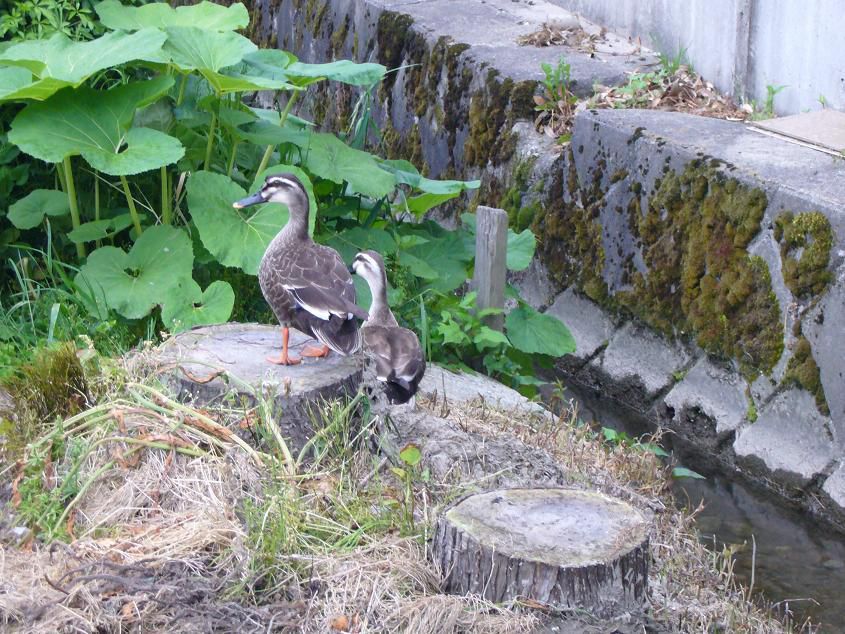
[234,174,367,365]
[352,250,425,404]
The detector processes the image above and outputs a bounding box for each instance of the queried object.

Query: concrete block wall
[548,0,845,115]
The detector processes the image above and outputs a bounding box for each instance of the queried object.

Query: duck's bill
[232,192,265,208]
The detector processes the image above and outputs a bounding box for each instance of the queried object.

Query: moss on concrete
[330,14,350,57]
[621,163,780,377]
[774,211,834,299]
[537,158,783,377]
[533,148,607,304]
[785,336,830,416]
[464,71,535,168]
[502,156,539,231]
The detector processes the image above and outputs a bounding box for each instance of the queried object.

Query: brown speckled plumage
[243,174,366,356]
[353,250,425,404]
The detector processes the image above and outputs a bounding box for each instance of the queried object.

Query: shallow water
[552,382,845,631]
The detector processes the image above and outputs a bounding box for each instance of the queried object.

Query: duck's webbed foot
[267,326,301,365]
[267,351,301,365]
[302,344,330,358]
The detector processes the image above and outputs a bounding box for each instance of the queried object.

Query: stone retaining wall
[256,0,845,527]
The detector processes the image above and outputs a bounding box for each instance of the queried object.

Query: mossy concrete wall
[531,108,845,528]
[249,0,654,217]
[250,0,845,525]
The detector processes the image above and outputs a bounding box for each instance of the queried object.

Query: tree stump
[157,323,362,453]
[433,488,651,617]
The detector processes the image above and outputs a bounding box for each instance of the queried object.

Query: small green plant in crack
[533,57,578,142]
[750,84,788,120]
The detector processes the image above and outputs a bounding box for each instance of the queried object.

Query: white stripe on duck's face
[351,252,384,294]
[259,175,304,207]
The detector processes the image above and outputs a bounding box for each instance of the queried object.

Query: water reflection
[550,382,845,630]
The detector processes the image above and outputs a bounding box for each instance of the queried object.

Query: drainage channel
[549,382,845,630]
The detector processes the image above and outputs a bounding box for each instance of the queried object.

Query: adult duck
[234,173,367,365]
[352,250,425,404]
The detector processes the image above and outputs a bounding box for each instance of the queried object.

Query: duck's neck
[281,207,309,241]
[368,272,398,326]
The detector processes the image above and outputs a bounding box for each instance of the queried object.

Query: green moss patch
[784,336,829,415]
[502,156,539,231]
[621,164,781,376]
[538,159,784,377]
[533,149,607,304]
[774,211,833,299]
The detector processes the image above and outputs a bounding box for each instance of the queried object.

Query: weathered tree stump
[433,488,651,617]
[157,323,362,452]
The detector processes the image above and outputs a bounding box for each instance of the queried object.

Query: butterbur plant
[0,1,575,389]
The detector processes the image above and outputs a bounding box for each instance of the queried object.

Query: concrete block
[734,389,837,487]
[545,288,615,360]
[663,358,748,436]
[597,322,690,399]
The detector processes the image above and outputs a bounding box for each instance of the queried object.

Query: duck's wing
[363,326,425,387]
[282,244,368,321]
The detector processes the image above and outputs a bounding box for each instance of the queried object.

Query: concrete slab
[545,288,615,360]
[597,322,690,398]
[734,389,836,488]
[804,274,845,429]
[385,0,657,96]
[663,358,748,436]
[418,363,548,414]
[752,110,845,154]
[823,462,845,510]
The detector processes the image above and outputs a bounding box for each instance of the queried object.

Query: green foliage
[75,225,193,319]
[0,0,104,42]
[0,0,575,394]
[750,84,787,121]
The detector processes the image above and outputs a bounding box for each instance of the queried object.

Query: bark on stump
[156,323,362,453]
[433,488,651,617]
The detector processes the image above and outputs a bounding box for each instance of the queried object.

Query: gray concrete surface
[548,0,845,115]
[545,288,615,360]
[663,358,750,436]
[733,389,837,488]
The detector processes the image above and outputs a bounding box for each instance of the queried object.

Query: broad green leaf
[325,226,396,263]
[75,225,194,319]
[399,443,422,467]
[399,252,438,280]
[672,466,706,480]
[474,326,511,350]
[162,279,235,333]
[402,192,459,218]
[97,0,249,31]
[407,232,470,292]
[163,27,255,72]
[352,276,372,312]
[283,130,395,199]
[378,159,480,194]
[67,213,137,244]
[242,50,386,87]
[505,305,576,356]
[161,28,296,94]
[188,170,289,275]
[8,190,69,229]
[0,30,167,101]
[507,228,536,271]
[9,78,183,175]
[284,60,387,87]
[134,99,174,133]
[0,67,33,101]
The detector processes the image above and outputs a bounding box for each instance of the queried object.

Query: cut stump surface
[433,488,651,617]
[157,323,362,452]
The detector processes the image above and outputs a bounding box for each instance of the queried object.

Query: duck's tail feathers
[311,315,362,356]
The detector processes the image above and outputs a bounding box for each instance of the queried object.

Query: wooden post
[472,206,508,331]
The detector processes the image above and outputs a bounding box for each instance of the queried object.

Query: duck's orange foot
[267,352,301,365]
[302,344,330,358]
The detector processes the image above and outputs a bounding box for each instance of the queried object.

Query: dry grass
[0,352,817,633]
[416,390,816,633]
